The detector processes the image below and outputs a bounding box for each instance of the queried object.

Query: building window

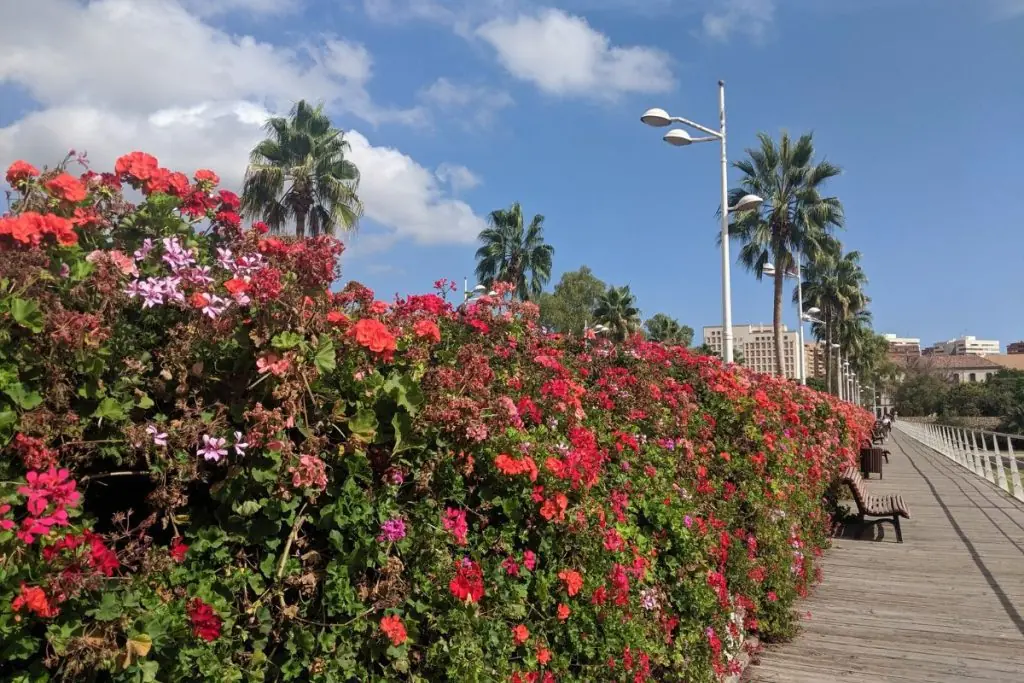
[969,373,976,383]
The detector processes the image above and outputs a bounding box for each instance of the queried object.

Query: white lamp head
[732,194,764,212]
[663,129,694,146]
[807,306,821,315]
[640,108,672,127]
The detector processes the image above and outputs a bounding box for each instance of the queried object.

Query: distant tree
[806,377,828,392]
[242,100,362,237]
[474,202,554,301]
[692,343,717,357]
[538,266,606,335]
[644,314,694,347]
[592,285,641,343]
[894,371,950,417]
[728,132,844,377]
[691,342,742,365]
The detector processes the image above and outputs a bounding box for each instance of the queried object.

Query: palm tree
[728,132,844,377]
[802,246,869,394]
[644,314,694,347]
[242,100,362,238]
[474,202,554,301]
[593,286,641,342]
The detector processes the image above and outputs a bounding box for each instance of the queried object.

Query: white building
[925,336,1001,356]
[882,333,921,355]
[703,324,800,379]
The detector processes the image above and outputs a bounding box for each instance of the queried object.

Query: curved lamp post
[640,84,762,364]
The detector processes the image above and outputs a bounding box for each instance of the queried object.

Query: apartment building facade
[925,336,1001,356]
[703,324,800,379]
[882,333,921,355]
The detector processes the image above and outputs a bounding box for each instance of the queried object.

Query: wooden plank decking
[743,430,1024,683]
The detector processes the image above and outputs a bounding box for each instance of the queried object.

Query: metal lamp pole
[795,254,806,384]
[640,84,763,366]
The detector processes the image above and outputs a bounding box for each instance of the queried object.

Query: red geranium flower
[194,169,220,185]
[380,614,408,645]
[170,537,189,563]
[6,160,39,186]
[11,583,59,619]
[557,603,571,620]
[351,319,397,356]
[186,598,222,642]
[512,624,530,646]
[449,558,485,603]
[412,319,441,343]
[558,569,583,597]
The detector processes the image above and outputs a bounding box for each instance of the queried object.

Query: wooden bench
[840,465,911,543]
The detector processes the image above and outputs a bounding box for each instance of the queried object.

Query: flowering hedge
[0,153,872,682]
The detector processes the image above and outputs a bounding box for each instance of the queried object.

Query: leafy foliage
[474,202,553,301]
[0,154,872,682]
[644,314,694,347]
[242,100,363,237]
[592,285,641,343]
[537,266,606,335]
[728,132,844,377]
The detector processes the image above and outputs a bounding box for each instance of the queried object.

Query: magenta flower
[198,435,228,462]
[377,518,407,543]
[233,432,248,456]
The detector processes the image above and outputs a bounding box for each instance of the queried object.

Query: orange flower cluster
[11,583,59,619]
[44,173,87,203]
[380,614,408,646]
[351,318,398,357]
[0,211,77,248]
[6,160,40,186]
[494,453,539,481]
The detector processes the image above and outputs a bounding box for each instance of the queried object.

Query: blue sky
[2,0,1023,349]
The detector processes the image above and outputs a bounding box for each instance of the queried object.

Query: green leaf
[272,331,304,350]
[384,373,424,416]
[136,393,155,410]
[92,397,125,421]
[92,592,122,621]
[392,412,421,454]
[349,408,378,440]
[233,500,263,517]
[10,298,44,333]
[3,383,43,410]
[314,339,336,373]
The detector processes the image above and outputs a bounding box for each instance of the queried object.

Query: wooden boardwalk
[743,430,1024,683]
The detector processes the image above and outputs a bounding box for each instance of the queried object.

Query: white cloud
[702,0,775,41]
[436,163,482,192]
[0,0,421,125]
[476,9,674,97]
[346,131,486,244]
[419,77,513,127]
[181,0,302,17]
[0,0,483,248]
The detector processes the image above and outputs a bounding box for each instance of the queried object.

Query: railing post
[1006,438,1024,502]
[969,430,985,478]
[991,435,1009,493]
[960,428,976,473]
[953,428,967,468]
[979,431,995,483]
[942,426,954,460]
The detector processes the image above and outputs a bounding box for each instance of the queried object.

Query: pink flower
[442,507,468,545]
[256,352,290,377]
[523,550,537,571]
[198,435,228,462]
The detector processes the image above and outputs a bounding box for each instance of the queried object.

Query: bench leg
[892,515,903,544]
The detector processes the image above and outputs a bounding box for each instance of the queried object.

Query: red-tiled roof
[986,354,1024,371]
[888,353,1000,369]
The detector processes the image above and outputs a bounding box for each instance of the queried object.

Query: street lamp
[761,261,808,384]
[640,82,762,365]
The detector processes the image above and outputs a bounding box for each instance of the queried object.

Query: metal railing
[894,421,1024,502]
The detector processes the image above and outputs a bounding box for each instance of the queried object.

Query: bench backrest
[839,466,869,514]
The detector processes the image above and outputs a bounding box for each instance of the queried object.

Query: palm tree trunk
[772,266,786,377]
[296,209,307,239]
